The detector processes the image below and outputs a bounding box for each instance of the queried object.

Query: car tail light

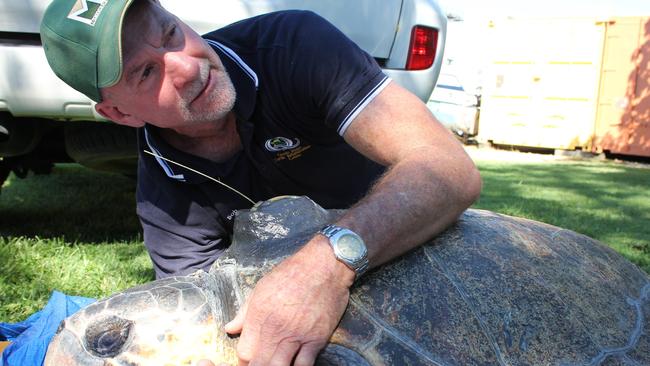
[406,26,438,70]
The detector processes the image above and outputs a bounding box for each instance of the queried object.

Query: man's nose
[165,51,199,90]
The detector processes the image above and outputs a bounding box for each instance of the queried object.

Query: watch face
[337,233,365,260]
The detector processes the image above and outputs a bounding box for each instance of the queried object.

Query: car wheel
[64,122,138,175]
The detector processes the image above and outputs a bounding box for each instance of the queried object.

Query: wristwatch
[319,225,369,280]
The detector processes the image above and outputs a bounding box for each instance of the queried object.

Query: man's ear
[95,102,146,128]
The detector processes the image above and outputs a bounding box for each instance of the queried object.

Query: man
[41,0,481,365]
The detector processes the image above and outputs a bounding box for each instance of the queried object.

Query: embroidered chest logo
[265,137,300,152]
[265,137,311,162]
[67,0,107,26]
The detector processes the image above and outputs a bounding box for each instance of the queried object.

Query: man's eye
[141,65,153,81]
[165,25,178,45]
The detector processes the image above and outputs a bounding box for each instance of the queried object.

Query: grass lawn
[471,153,650,272]
[1,154,649,323]
[0,165,151,323]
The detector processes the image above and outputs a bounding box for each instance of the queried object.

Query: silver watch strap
[320,225,369,280]
[320,225,342,237]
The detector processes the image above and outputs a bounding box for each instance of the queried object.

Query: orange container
[593,17,650,157]
[0,341,10,354]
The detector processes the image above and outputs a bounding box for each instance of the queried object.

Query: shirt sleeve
[279,11,392,136]
[136,162,230,279]
[206,10,391,136]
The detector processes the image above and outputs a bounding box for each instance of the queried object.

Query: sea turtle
[44,196,650,365]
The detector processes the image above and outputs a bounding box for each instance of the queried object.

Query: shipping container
[593,17,650,158]
[477,16,650,158]
[477,18,605,150]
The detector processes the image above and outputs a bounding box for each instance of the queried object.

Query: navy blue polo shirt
[136,10,391,278]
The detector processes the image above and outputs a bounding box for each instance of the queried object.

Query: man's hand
[224,236,355,366]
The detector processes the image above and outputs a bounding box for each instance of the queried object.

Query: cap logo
[67,0,108,26]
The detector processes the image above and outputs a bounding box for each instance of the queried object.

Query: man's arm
[224,82,481,365]
[337,81,482,265]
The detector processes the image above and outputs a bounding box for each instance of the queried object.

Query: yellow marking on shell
[330,328,352,344]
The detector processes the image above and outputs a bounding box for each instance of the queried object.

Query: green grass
[0,156,649,323]
[0,238,152,322]
[0,165,152,323]
[472,156,650,272]
[0,164,141,242]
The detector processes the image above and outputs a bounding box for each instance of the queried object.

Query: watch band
[320,225,369,280]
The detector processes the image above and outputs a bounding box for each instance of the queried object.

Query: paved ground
[464,145,566,163]
[463,144,650,169]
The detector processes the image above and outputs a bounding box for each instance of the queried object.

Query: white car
[0,0,447,186]
[427,73,479,141]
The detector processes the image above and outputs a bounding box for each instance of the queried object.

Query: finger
[253,339,301,366]
[225,299,249,334]
[293,344,324,366]
[244,308,292,364]
[235,318,261,365]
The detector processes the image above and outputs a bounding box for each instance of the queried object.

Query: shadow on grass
[474,161,650,271]
[0,164,141,243]
[0,165,151,322]
[1,160,647,270]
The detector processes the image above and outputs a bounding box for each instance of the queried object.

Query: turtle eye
[84,316,133,358]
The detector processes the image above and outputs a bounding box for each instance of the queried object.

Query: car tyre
[64,123,138,175]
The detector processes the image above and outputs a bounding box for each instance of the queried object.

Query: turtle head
[44,272,237,365]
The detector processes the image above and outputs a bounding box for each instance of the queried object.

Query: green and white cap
[40,0,136,102]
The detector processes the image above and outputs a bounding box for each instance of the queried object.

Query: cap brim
[97,0,136,89]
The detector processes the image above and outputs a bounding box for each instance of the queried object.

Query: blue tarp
[0,291,95,366]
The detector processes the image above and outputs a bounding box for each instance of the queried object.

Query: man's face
[98,0,236,130]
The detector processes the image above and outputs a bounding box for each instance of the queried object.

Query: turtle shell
[44,196,650,365]
[214,196,650,365]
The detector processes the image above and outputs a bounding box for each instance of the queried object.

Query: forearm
[336,146,481,268]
